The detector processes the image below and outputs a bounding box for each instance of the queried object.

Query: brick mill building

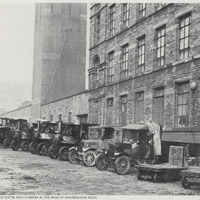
[88,3,200,155]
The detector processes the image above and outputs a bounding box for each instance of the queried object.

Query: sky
[0,3,35,84]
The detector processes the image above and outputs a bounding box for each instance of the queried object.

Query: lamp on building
[190,81,197,91]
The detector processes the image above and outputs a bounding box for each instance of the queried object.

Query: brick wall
[41,91,89,124]
[88,3,200,130]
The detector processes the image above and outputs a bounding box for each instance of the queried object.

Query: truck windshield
[88,128,102,139]
[9,120,19,129]
[123,130,138,144]
[40,123,57,133]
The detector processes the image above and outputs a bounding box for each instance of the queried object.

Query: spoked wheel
[68,149,80,164]
[37,142,49,156]
[29,141,38,154]
[59,146,70,161]
[95,153,109,171]
[153,173,162,183]
[3,138,11,148]
[48,145,59,159]
[83,150,97,167]
[21,141,30,151]
[182,176,191,189]
[11,140,20,151]
[115,155,131,175]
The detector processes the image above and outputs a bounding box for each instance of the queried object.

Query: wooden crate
[169,146,188,167]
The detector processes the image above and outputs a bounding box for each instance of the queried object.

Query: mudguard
[115,152,133,161]
[69,146,78,151]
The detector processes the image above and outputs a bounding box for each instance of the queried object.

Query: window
[135,91,144,123]
[138,36,145,73]
[120,95,127,112]
[96,15,100,42]
[88,128,102,140]
[107,52,114,83]
[123,130,137,144]
[179,14,191,60]
[50,115,53,121]
[58,114,62,121]
[123,3,129,28]
[121,44,129,79]
[139,3,146,19]
[154,87,164,98]
[156,26,166,67]
[153,88,164,126]
[107,98,113,107]
[177,82,189,127]
[94,56,100,83]
[110,4,115,36]
[136,92,144,101]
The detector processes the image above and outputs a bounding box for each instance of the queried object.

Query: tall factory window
[138,36,145,73]
[156,26,166,67]
[121,44,129,79]
[139,3,146,19]
[96,15,101,42]
[179,13,191,60]
[107,51,114,83]
[106,98,114,125]
[153,87,164,126]
[122,3,129,28]
[110,4,115,36]
[120,95,128,126]
[135,92,144,123]
[177,82,189,127]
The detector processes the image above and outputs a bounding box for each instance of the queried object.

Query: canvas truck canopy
[121,124,149,131]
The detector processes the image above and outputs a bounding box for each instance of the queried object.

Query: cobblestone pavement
[0,146,200,196]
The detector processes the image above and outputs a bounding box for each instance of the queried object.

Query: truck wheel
[11,140,20,151]
[59,146,69,161]
[29,142,38,154]
[3,138,11,148]
[83,150,96,167]
[95,153,108,171]
[21,141,30,151]
[115,155,130,175]
[68,149,80,164]
[137,171,144,180]
[153,173,162,183]
[48,145,59,159]
[37,142,48,156]
[182,176,191,189]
